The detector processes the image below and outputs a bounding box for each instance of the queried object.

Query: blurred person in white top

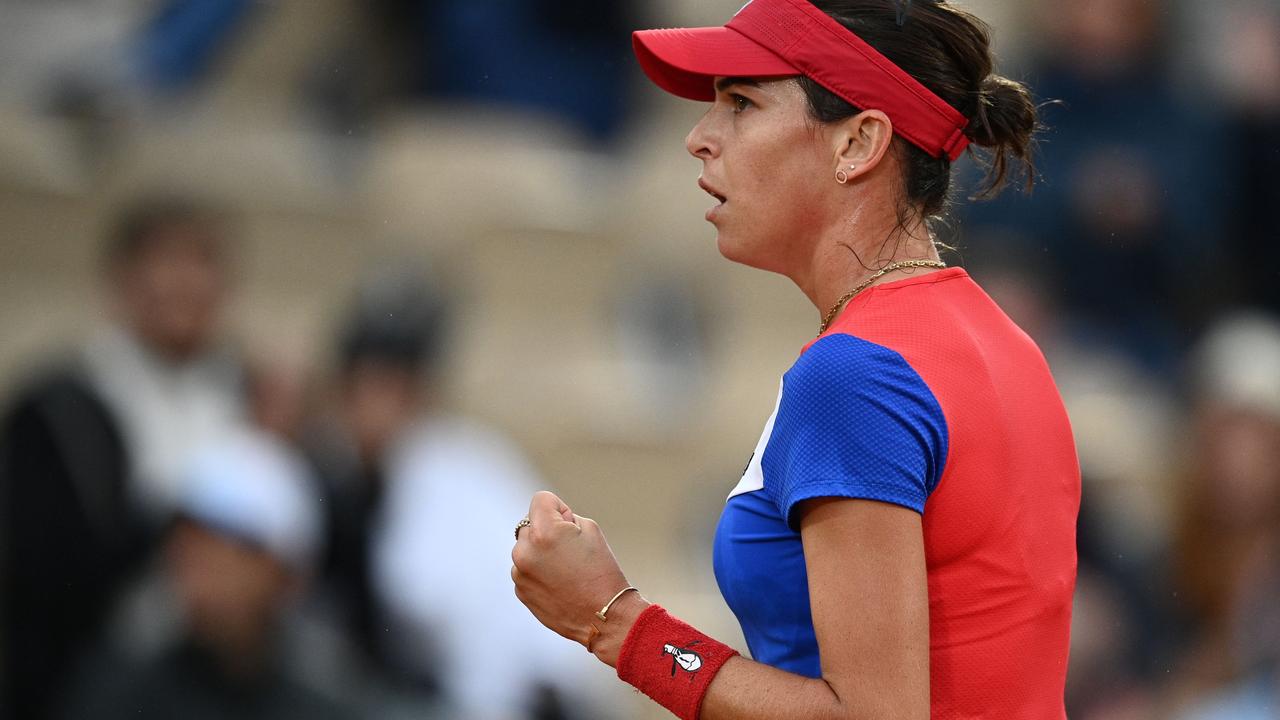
[0,195,246,719]
[303,265,614,720]
[85,196,247,522]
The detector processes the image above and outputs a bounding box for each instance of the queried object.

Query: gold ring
[514,517,531,540]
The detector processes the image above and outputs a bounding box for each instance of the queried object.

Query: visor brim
[632,26,799,102]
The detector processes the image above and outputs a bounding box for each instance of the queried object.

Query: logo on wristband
[662,642,704,678]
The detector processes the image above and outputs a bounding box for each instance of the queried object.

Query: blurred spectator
[959,0,1227,372]
[356,0,639,142]
[0,196,247,719]
[302,266,450,684]
[61,427,352,720]
[302,265,609,720]
[1169,312,1280,715]
[82,197,247,519]
[1204,2,1280,313]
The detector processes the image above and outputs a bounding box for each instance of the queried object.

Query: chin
[715,230,748,265]
[715,227,776,273]
[714,229,735,260]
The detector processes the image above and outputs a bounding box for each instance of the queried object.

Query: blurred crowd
[0,197,611,720]
[0,1,1278,719]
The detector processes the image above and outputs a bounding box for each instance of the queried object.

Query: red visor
[633,0,971,161]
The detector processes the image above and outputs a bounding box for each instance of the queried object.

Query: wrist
[590,591,651,668]
[613,604,739,720]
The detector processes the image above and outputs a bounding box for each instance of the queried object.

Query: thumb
[529,490,577,527]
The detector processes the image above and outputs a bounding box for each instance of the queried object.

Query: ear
[831,109,894,181]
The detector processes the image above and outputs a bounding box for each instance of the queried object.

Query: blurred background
[0,0,1277,718]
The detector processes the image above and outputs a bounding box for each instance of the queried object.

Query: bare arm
[514,492,929,720]
[698,498,929,719]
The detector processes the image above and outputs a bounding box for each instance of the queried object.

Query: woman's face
[686,76,839,276]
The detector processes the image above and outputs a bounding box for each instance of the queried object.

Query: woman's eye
[731,94,753,113]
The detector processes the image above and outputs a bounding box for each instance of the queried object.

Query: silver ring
[514,517,531,540]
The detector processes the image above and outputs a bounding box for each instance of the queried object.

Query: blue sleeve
[760,334,948,529]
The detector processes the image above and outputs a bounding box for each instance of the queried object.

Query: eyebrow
[714,77,762,93]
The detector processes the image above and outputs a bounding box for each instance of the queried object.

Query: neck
[793,199,941,318]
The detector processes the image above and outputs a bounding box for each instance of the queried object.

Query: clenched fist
[511,491,649,667]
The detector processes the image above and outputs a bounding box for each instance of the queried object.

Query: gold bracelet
[595,586,639,622]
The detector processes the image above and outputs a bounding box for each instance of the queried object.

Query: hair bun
[964,74,1038,196]
[967,75,1036,148]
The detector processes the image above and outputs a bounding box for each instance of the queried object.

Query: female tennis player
[512,1,1080,718]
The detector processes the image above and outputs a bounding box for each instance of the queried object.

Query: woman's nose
[685,111,717,160]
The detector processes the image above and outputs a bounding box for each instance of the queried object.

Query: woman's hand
[511,491,649,666]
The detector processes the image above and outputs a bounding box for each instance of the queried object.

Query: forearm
[594,594,913,720]
[699,655,856,720]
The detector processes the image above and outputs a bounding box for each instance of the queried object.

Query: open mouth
[699,179,727,204]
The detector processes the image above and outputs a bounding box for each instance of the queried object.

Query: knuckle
[579,517,602,538]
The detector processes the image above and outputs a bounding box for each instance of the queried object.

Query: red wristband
[616,604,739,720]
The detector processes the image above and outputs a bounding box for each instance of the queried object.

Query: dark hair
[800,0,1040,221]
[337,265,450,376]
[104,196,228,270]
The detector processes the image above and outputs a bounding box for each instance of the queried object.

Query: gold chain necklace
[817,259,948,336]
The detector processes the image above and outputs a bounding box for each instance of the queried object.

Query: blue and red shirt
[713,267,1080,718]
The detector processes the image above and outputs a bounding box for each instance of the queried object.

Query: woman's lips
[698,178,727,222]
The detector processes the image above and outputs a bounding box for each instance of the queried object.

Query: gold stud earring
[835,164,856,185]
